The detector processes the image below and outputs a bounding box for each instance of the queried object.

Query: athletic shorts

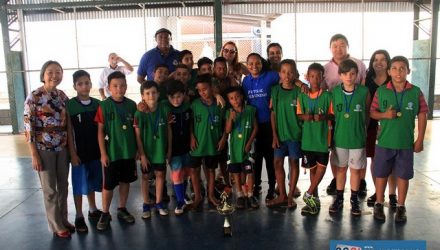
[218,145,228,163]
[227,160,253,174]
[302,151,329,169]
[190,155,219,169]
[274,140,302,159]
[71,159,102,195]
[170,153,191,171]
[330,147,367,169]
[103,158,137,190]
[373,146,414,180]
[141,163,166,175]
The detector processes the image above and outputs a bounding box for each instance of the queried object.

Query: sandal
[287,198,297,210]
[53,230,71,238]
[266,197,288,208]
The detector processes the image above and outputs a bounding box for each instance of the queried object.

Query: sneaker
[97,213,111,231]
[329,198,343,213]
[373,203,386,221]
[265,189,276,201]
[326,178,337,195]
[74,217,88,233]
[350,197,361,216]
[117,207,135,223]
[389,194,397,209]
[248,196,260,209]
[174,202,186,216]
[155,203,169,216]
[142,203,151,219]
[367,193,376,207]
[301,205,318,215]
[184,194,193,205]
[358,179,367,197]
[395,206,407,223]
[88,209,103,220]
[236,197,246,209]
[303,193,317,208]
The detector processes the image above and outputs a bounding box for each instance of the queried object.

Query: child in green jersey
[67,70,102,233]
[225,86,259,209]
[370,56,428,222]
[297,63,333,215]
[134,81,172,218]
[267,59,302,209]
[328,59,371,216]
[95,71,138,231]
[190,74,227,209]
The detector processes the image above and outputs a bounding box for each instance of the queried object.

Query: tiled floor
[0,121,439,249]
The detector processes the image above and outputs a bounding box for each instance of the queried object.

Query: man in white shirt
[98,53,133,100]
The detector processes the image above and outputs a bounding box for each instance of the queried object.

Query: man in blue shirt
[137,28,180,83]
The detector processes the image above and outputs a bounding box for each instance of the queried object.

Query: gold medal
[211,125,214,130]
[153,135,157,140]
[122,125,127,130]
[344,113,350,118]
[238,133,242,139]
[397,112,402,117]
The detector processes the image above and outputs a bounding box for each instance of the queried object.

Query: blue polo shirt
[137,46,180,81]
[242,70,280,123]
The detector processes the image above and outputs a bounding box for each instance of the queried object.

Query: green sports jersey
[190,98,224,157]
[66,97,100,162]
[134,104,169,164]
[271,85,302,142]
[100,97,137,162]
[298,91,332,153]
[376,85,421,149]
[332,84,368,149]
[226,105,256,163]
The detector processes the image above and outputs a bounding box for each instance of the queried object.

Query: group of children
[59,51,427,234]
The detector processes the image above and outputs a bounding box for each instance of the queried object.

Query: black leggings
[254,122,275,191]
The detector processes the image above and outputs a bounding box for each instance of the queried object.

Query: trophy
[217,186,235,236]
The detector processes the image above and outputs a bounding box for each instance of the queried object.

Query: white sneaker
[142,210,151,219]
[155,203,169,216]
[174,203,186,215]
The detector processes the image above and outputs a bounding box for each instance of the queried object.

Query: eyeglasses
[223,48,236,55]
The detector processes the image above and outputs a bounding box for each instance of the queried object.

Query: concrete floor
[0,120,439,250]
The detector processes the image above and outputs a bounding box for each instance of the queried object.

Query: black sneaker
[236,197,246,209]
[248,196,260,209]
[265,189,276,201]
[389,194,397,210]
[329,198,343,213]
[326,178,337,195]
[395,206,407,223]
[373,203,386,221]
[117,207,135,223]
[350,197,361,216]
[358,179,367,197]
[75,217,88,233]
[367,193,376,207]
[97,213,111,231]
[88,209,103,220]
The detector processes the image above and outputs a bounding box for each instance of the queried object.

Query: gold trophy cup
[217,187,235,236]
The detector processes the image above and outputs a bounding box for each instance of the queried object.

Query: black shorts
[227,160,253,174]
[103,159,137,190]
[302,151,329,169]
[190,155,219,169]
[141,163,166,175]
[218,145,228,163]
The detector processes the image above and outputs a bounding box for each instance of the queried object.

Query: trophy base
[223,226,232,237]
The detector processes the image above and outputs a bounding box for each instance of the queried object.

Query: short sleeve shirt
[99,66,132,97]
[322,56,367,91]
[137,46,180,81]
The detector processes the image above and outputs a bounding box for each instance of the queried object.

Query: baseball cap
[155,28,172,37]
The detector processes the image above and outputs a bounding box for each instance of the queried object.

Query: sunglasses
[223,48,237,54]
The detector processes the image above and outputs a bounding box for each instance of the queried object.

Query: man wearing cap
[137,28,180,83]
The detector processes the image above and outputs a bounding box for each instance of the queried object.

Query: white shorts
[330,147,367,169]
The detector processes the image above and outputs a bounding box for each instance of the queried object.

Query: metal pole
[73,7,80,68]
[414,2,420,40]
[428,0,439,119]
[1,1,19,133]
[213,0,222,56]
